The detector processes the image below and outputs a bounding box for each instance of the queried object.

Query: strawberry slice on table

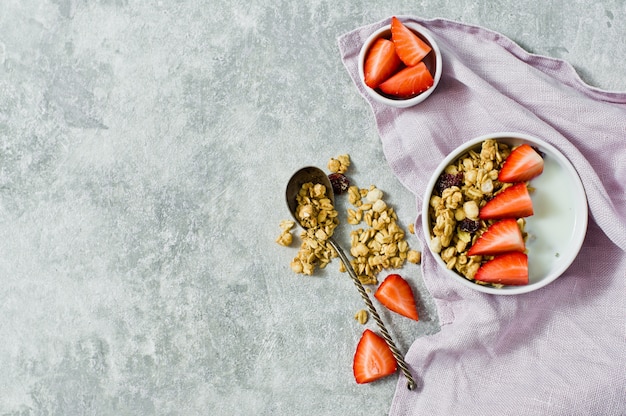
[353,329,398,384]
[498,144,545,183]
[390,16,432,66]
[378,62,434,98]
[364,38,402,89]
[474,252,529,286]
[467,218,525,256]
[374,274,419,321]
[479,183,534,220]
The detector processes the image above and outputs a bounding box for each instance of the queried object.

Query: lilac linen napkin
[339,17,626,415]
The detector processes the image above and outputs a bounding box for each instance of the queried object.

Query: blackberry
[435,172,463,195]
[328,173,350,195]
[459,218,480,233]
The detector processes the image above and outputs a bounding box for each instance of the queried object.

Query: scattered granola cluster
[327,154,351,174]
[428,139,518,280]
[353,309,368,325]
[277,154,421,284]
[345,184,421,285]
[275,220,295,247]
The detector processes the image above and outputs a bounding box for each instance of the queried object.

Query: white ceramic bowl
[357,20,442,108]
[422,132,588,295]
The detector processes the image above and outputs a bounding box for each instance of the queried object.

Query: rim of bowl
[357,21,443,108]
[421,132,588,295]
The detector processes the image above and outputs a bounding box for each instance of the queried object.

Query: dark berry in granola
[435,172,464,195]
[328,173,350,195]
[459,218,480,233]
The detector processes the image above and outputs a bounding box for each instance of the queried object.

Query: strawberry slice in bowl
[378,62,434,99]
[467,218,526,256]
[479,183,534,220]
[498,143,545,183]
[390,16,432,66]
[363,38,402,89]
[475,252,529,286]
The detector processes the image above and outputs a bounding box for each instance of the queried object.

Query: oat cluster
[327,154,351,174]
[353,309,368,325]
[275,220,295,247]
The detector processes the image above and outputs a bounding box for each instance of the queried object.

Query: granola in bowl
[427,139,515,282]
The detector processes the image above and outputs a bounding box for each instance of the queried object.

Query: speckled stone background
[1,1,624,415]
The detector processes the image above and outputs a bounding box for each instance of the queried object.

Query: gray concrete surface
[1,1,624,415]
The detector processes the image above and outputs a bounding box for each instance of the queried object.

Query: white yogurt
[526,152,581,283]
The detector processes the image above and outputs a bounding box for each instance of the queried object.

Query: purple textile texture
[339,17,626,416]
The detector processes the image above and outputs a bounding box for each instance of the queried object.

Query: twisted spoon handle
[329,238,416,391]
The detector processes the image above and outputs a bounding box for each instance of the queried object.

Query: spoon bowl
[286,166,335,226]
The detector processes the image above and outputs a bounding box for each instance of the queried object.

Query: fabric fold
[338,16,626,416]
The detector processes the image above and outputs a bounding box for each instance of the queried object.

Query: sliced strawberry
[479,183,534,220]
[353,329,398,384]
[474,252,529,286]
[498,144,545,183]
[467,218,525,256]
[374,274,419,321]
[390,16,432,66]
[378,62,434,98]
[364,38,402,89]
